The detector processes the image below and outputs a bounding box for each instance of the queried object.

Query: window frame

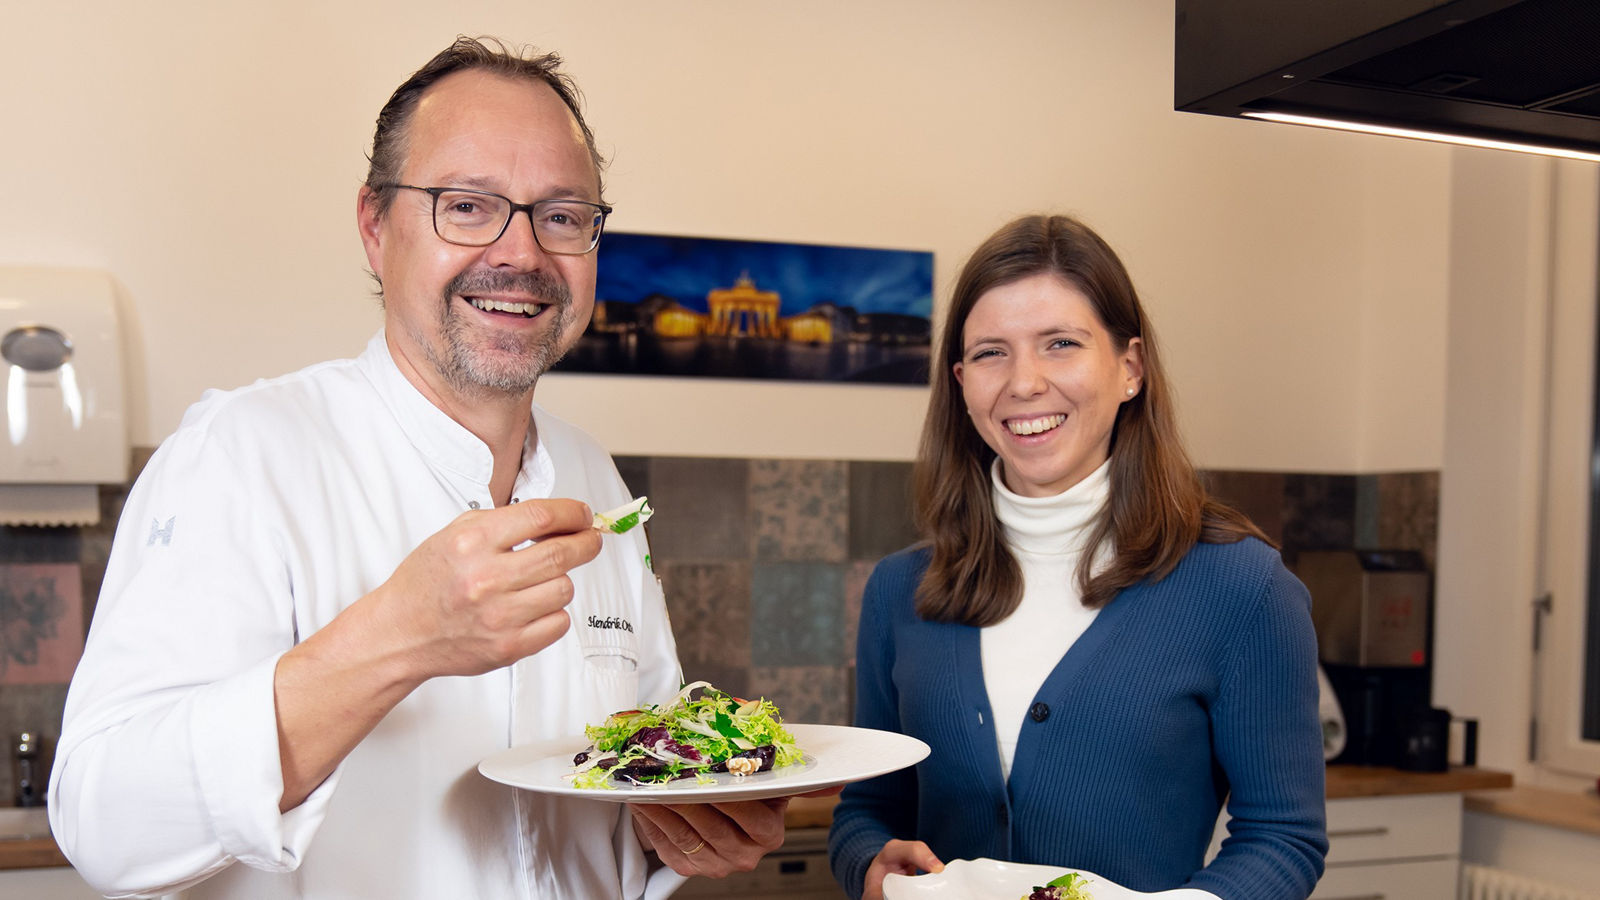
[1535,161,1600,777]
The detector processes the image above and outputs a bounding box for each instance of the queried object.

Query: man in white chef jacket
[48,36,791,899]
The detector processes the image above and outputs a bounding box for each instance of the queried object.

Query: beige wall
[0,0,1459,469]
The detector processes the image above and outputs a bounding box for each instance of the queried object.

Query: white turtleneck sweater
[981,458,1111,781]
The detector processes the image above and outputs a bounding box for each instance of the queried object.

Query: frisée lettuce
[1023,872,1093,900]
[568,680,803,789]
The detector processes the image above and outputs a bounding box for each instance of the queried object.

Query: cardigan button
[1029,702,1050,723]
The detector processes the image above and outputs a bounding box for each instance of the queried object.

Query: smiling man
[49,37,788,899]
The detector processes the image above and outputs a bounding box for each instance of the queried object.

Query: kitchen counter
[778,763,1516,830]
[1324,763,1513,798]
[1464,783,1600,835]
[2,766,1515,871]
[0,807,67,870]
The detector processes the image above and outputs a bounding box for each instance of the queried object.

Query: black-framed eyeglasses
[384,184,612,255]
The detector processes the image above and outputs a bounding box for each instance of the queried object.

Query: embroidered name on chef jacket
[587,615,634,634]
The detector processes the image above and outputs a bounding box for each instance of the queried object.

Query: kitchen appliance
[0,267,129,525]
[1175,0,1600,158]
[1296,549,1433,766]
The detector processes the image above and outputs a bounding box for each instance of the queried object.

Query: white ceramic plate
[478,723,929,804]
[882,859,1217,899]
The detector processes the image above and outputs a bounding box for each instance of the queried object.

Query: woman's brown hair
[913,214,1268,625]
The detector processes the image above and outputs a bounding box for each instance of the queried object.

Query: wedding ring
[683,839,706,856]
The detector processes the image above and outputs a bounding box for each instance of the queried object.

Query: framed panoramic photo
[556,232,934,384]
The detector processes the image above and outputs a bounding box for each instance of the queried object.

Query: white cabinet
[1208,792,1464,900]
[1313,793,1462,900]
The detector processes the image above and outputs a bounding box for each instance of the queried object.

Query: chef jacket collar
[358,330,553,499]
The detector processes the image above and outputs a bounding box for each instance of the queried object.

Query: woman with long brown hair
[828,215,1327,899]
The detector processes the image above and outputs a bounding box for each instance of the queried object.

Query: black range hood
[1175,0,1600,156]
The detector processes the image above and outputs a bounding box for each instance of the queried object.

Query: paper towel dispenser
[0,267,129,525]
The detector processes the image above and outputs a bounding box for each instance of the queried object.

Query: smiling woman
[829,214,1328,900]
[951,272,1143,500]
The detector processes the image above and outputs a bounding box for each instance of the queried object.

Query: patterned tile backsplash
[0,451,1439,806]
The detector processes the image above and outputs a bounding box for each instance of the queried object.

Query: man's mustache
[446,268,571,307]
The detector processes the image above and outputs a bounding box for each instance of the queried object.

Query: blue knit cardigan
[827,538,1328,900]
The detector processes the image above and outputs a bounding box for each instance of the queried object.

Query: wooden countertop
[0,808,68,870]
[1325,764,1513,798]
[1464,783,1600,836]
[0,835,68,870]
[1,766,1518,870]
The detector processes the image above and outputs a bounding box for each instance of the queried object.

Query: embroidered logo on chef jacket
[147,516,176,547]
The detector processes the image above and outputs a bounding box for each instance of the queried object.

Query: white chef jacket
[48,331,683,899]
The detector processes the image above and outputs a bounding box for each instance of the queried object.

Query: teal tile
[750,562,846,666]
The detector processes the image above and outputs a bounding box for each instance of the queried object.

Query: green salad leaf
[593,497,653,534]
[1021,872,1092,900]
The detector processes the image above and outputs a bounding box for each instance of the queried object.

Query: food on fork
[593,496,653,534]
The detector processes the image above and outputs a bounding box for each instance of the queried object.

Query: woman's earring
[1126,387,1136,397]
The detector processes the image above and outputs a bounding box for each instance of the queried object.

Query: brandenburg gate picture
[557,232,934,384]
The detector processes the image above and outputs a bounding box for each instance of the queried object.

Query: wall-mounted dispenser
[0,268,129,526]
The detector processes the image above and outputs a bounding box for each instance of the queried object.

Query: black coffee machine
[1296,549,1434,768]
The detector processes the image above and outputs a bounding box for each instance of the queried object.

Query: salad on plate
[568,680,804,788]
[1024,872,1095,899]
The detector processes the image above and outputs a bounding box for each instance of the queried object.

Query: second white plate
[882,859,1218,899]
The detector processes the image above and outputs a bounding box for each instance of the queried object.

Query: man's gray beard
[431,268,575,395]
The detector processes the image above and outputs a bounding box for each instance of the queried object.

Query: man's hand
[275,498,601,811]
[861,839,945,900]
[367,498,602,678]
[629,799,789,878]
[628,786,843,879]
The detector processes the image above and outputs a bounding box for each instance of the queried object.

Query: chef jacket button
[1029,702,1050,723]
[468,500,481,510]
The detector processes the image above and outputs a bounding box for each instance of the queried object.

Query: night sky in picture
[595,232,933,317]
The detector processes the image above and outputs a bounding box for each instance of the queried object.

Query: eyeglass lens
[433,190,604,252]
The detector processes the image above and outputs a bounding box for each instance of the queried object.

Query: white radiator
[1460,864,1600,900]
